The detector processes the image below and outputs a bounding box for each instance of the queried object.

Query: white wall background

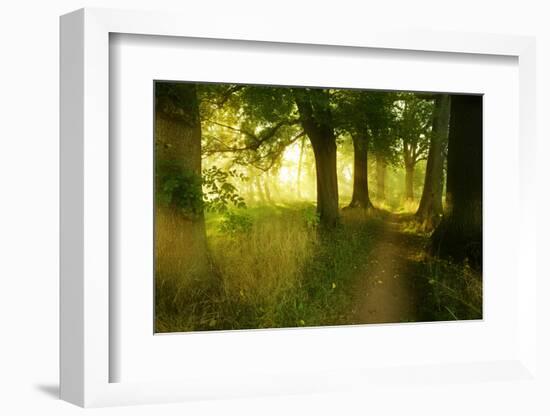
[0,1,548,415]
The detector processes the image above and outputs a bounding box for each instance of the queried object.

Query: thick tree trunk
[375,153,386,201]
[294,89,340,228]
[155,83,208,275]
[432,95,482,268]
[348,133,373,209]
[416,94,451,229]
[310,137,339,227]
[404,162,415,201]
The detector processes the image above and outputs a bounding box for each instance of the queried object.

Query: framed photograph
[60,8,539,408]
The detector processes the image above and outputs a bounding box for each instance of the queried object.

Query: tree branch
[216,85,244,108]
[204,119,257,140]
[248,131,306,171]
[203,117,300,155]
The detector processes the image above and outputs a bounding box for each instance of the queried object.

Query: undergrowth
[417,257,483,321]
[155,204,482,332]
[155,205,381,332]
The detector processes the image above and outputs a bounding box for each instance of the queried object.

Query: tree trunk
[375,153,386,202]
[155,83,208,275]
[416,94,451,229]
[270,171,282,199]
[263,174,273,203]
[432,95,482,268]
[296,136,306,198]
[404,162,415,201]
[294,89,340,228]
[255,176,266,204]
[310,137,339,227]
[348,133,373,209]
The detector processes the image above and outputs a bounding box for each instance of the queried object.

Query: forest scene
[154,81,483,333]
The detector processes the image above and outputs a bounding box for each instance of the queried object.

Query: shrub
[218,211,253,236]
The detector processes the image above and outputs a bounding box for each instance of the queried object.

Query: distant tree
[416,94,451,229]
[432,95,482,268]
[333,90,398,209]
[296,135,307,198]
[375,154,387,201]
[395,94,433,201]
[371,124,400,203]
[333,90,373,209]
[348,129,371,209]
[368,93,400,203]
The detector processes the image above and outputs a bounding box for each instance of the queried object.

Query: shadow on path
[350,213,428,324]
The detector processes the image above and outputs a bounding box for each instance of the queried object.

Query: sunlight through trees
[154,82,483,332]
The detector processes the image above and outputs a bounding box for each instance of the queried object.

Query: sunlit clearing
[278,142,302,184]
[282,141,302,163]
[342,166,352,181]
[278,166,296,184]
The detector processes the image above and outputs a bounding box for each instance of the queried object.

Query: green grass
[417,258,482,321]
[155,204,383,332]
[155,203,482,332]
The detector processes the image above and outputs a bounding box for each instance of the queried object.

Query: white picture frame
[60,7,539,408]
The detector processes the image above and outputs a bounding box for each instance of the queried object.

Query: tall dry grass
[209,210,316,309]
[155,206,322,331]
[155,207,209,294]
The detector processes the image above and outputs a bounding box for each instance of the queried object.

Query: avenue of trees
[155,82,483,332]
[156,82,482,267]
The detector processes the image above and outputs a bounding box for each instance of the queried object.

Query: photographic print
[154,82,482,333]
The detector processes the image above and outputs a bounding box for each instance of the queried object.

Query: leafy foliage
[155,160,203,215]
[218,211,253,236]
[156,82,200,125]
[202,166,247,213]
[239,85,297,123]
[332,89,401,165]
[200,84,302,172]
[155,81,482,333]
[395,93,434,167]
[156,162,247,215]
[302,206,320,228]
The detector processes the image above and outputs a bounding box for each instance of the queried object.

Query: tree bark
[348,133,373,209]
[375,153,386,201]
[155,83,208,275]
[416,94,451,229]
[432,94,482,268]
[310,136,339,227]
[294,89,340,228]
